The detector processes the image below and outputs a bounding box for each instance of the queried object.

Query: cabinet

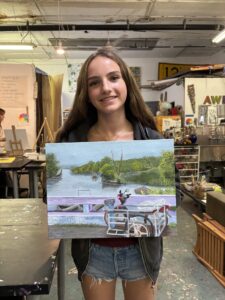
[174,145,200,183]
[193,213,225,288]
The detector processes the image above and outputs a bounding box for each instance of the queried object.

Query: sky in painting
[46,139,174,167]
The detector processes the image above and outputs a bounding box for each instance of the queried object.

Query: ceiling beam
[0,23,224,32]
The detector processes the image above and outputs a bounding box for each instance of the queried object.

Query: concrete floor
[42,196,225,300]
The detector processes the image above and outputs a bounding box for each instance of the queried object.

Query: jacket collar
[67,120,153,142]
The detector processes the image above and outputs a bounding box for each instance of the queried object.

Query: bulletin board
[184,77,225,125]
[0,64,36,149]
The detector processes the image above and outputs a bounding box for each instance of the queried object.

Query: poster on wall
[130,66,141,87]
[208,106,218,125]
[0,75,29,108]
[0,64,36,149]
[185,78,225,122]
[67,63,82,94]
[46,140,176,239]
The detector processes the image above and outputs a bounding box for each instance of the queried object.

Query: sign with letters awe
[46,139,176,239]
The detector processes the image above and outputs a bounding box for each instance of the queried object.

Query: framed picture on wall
[208,106,218,125]
[198,105,208,125]
[129,67,141,87]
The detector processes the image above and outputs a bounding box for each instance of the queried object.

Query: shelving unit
[174,145,200,183]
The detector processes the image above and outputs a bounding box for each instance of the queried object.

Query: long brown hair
[57,48,157,140]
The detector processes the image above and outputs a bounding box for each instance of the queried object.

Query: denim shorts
[83,243,148,281]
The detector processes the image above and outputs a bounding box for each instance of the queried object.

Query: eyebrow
[88,71,121,81]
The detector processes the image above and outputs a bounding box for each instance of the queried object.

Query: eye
[88,80,100,87]
[110,75,120,82]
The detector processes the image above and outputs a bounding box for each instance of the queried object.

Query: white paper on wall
[208,106,218,125]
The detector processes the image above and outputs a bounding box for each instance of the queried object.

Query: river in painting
[47,169,177,239]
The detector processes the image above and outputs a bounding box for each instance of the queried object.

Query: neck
[99,112,128,131]
[88,113,133,141]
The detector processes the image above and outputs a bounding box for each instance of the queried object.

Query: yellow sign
[158,63,196,80]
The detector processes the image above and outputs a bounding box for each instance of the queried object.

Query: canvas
[46,139,176,239]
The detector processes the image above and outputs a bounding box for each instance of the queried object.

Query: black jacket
[59,120,163,284]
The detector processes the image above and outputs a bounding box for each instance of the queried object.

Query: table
[0,198,63,299]
[0,157,31,198]
[0,157,46,199]
[180,185,206,212]
[180,181,224,212]
[25,161,46,198]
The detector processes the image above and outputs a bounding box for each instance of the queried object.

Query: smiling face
[87,55,127,117]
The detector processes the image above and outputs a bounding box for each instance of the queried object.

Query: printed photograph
[46,139,176,239]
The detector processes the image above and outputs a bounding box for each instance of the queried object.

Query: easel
[10,125,24,156]
[32,117,54,151]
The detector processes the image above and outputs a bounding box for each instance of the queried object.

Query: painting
[129,66,141,87]
[46,139,176,239]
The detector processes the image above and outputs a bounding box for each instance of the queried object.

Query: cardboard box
[155,116,181,132]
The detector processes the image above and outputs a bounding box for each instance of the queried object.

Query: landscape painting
[46,139,176,239]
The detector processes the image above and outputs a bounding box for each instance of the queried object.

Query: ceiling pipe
[0,23,224,32]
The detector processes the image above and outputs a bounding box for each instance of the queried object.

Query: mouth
[100,96,117,102]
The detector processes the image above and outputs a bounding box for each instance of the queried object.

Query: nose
[101,78,111,93]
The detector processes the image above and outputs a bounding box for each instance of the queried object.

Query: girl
[56,48,163,300]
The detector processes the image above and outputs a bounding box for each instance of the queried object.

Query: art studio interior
[0,1,225,299]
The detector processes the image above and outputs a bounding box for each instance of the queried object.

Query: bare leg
[81,274,117,300]
[122,278,157,300]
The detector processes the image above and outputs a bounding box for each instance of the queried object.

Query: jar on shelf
[189,126,197,144]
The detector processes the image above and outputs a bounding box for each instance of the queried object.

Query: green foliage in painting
[46,153,60,178]
[159,151,175,186]
[70,151,175,188]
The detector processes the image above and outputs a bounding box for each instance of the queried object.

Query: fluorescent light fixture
[0,43,34,50]
[212,29,225,44]
[56,46,65,55]
[56,41,65,55]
